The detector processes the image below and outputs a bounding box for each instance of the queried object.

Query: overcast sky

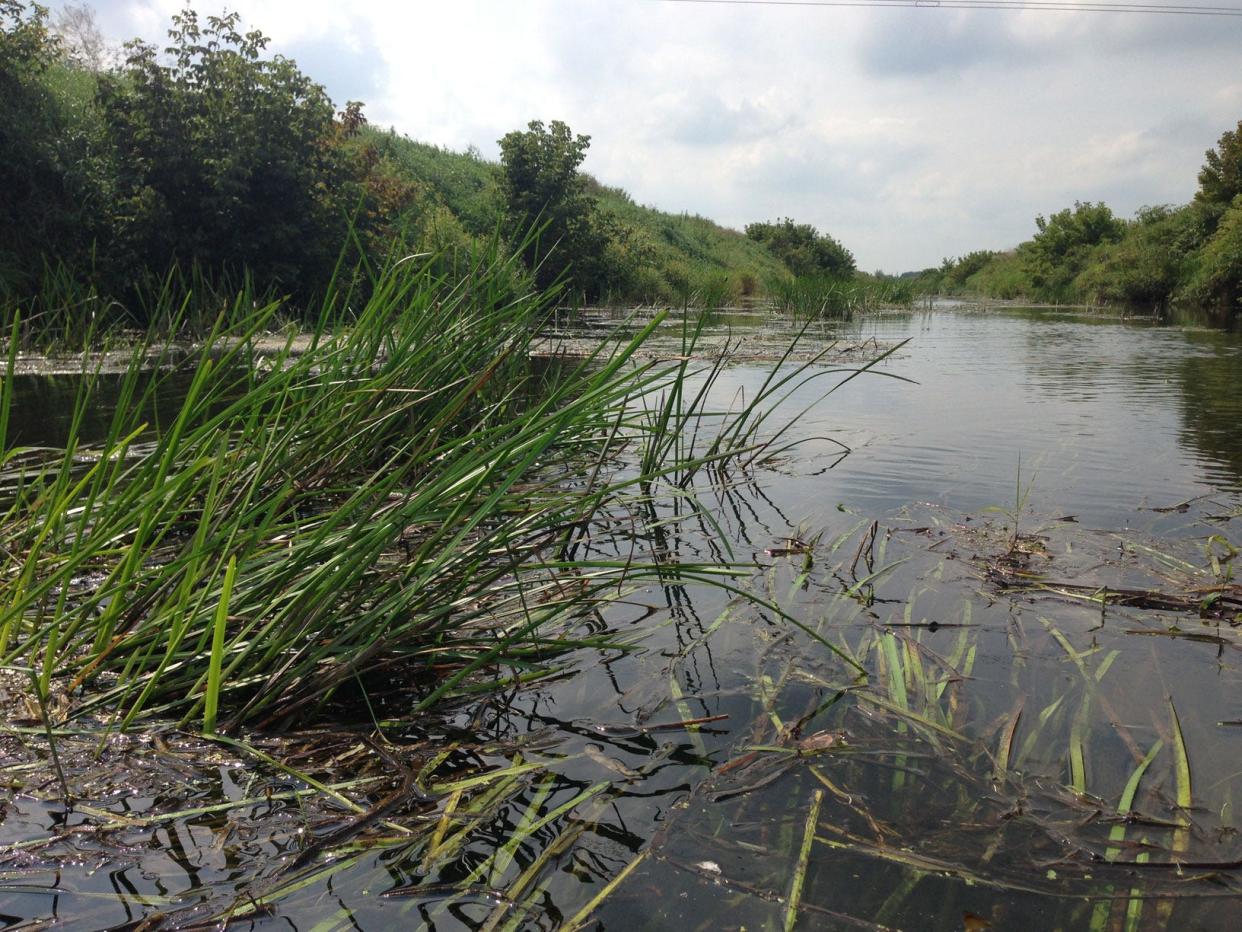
[81,0,1242,272]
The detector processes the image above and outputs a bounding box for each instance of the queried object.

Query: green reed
[767,274,915,321]
[0,240,842,730]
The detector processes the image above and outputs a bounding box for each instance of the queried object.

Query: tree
[497,119,611,295]
[1196,120,1242,212]
[1183,197,1242,313]
[744,218,854,278]
[1074,205,1196,309]
[0,0,109,292]
[99,8,348,295]
[53,3,114,71]
[1030,202,1123,260]
[1,1,62,271]
[0,0,56,68]
[1020,201,1123,300]
[944,250,996,290]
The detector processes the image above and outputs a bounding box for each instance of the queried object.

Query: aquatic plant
[767,273,914,321]
[624,507,1242,930]
[0,240,861,731]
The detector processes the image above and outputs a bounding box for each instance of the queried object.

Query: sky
[79,0,1242,273]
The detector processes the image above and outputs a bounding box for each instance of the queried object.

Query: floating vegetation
[531,305,896,366]
[4,491,1242,927]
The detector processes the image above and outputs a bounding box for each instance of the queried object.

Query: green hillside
[359,128,789,304]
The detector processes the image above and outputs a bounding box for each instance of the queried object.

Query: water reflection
[769,306,1242,523]
[6,368,204,448]
[1174,331,1242,493]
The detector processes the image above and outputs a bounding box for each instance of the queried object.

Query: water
[750,307,1242,521]
[4,306,1242,930]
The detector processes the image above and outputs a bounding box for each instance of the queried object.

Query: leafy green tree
[1074,205,1197,308]
[1020,201,1123,300]
[912,253,984,296]
[1,1,57,275]
[943,250,996,291]
[1196,120,1242,212]
[743,218,854,278]
[99,8,348,295]
[1030,202,1123,260]
[497,119,612,296]
[0,1,107,291]
[906,263,947,295]
[1182,197,1242,313]
[1190,118,1242,255]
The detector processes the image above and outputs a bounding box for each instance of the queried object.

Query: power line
[646,0,1242,17]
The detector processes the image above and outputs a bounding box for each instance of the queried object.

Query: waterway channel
[3,304,1242,930]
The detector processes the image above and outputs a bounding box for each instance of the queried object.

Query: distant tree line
[913,124,1242,316]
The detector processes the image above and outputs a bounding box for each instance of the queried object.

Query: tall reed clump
[768,275,858,320]
[0,242,847,731]
[768,274,914,320]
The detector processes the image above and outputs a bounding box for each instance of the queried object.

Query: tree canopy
[99,9,348,293]
[497,119,613,296]
[1197,120,1242,211]
[744,218,855,278]
[1016,201,1124,300]
[0,1,82,284]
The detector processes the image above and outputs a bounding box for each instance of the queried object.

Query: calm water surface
[755,306,1242,521]
[5,306,1242,930]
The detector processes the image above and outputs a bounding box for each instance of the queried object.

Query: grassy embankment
[357,130,915,315]
[356,129,792,306]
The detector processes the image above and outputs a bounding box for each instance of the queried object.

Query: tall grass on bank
[0,243,857,730]
[768,274,914,320]
[0,259,278,353]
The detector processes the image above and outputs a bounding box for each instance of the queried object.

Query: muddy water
[4,306,1242,930]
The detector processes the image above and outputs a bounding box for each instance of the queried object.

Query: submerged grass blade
[785,788,824,931]
[1169,697,1192,854]
[1069,693,1091,794]
[995,698,1023,779]
[1107,739,1164,861]
[561,848,649,932]
[464,779,610,889]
